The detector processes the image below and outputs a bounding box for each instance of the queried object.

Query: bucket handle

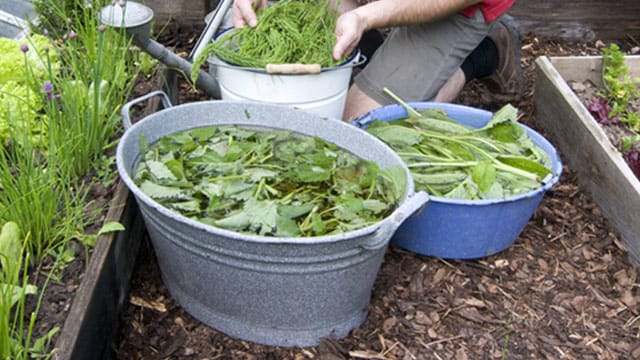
[360,191,429,250]
[121,90,173,130]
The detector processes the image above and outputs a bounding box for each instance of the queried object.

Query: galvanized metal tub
[116,92,428,347]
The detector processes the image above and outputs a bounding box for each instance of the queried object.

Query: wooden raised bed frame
[51,69,172,360]
[534,55,640,268]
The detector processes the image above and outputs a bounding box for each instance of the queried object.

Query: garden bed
[534,55,640,268]
[53,183,144,360]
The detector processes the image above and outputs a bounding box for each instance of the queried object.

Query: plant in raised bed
[0,0,146,357]
[585,43,640,179]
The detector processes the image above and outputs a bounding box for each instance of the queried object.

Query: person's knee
[342,84,382,122]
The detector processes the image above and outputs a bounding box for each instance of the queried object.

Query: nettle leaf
[275,217,301,237]
[244,167,279,182]
[279,203,314,219]
[147,160,177,180]
[168,200,201,213]
[244,197,278,234]
[363,199,389,214]
[214,211,250,230]
[194,182,224,199]
[334,195,364,221]
[224,180,255,200]
[309,212,326,234]
[135,126,402,237]
[189,126,218,141]
[137,133,150,152]
[139,180,191,200]
[287,164,331,183]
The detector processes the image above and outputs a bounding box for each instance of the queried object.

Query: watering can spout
[100,1,221,99]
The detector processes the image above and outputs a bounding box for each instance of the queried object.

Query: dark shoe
[479,14,524,100]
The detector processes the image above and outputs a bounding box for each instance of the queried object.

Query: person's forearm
[350,0,482,31]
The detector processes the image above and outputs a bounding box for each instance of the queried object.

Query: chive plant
[38,1,139,178]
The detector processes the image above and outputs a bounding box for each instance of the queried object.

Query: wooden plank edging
[534,55,640,267]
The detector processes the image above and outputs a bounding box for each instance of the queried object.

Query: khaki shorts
[354,10,492,104]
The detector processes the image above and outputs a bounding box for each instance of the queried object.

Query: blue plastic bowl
[352,102,563,259]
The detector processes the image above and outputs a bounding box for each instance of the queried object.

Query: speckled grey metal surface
[116,92,429,347]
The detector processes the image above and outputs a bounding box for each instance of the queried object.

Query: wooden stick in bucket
[265,63,322,74]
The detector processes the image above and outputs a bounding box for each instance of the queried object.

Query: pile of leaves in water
[365,100,554,200]
[192,0,343,70]
[132,125,406,237]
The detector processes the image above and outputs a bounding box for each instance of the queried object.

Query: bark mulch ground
[102,24,640,359]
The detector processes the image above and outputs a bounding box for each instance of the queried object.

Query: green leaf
[309,212,327,235]
[214,211,250,230]
[0,221,21,271]
[287,163,331,183]
[363,199,389,214]
[367,125,423,147]
[0,283,37,308]
[378,165,407,202]
[275,217,301,237]
[245,198,278,234]
[472,160,496,193]
[244,167,279,182]
[147,160,177,180]
[279,203,314,219]
[486,122,524,143]
[139,181,192,200]
[480,181,504,199]
[497,155,552,179]
[169,200,201,213]
[97,221,125,236]
[479,103,518,130]
[408,111,470,134]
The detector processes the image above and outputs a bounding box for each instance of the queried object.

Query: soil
[30,22,640,360]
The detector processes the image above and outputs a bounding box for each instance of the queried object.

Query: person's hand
[232,0,268,28]
[333,11,367,61]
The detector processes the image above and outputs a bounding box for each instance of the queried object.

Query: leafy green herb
[192,0,343,81]
[133,125,405,237]
[599,43,640,129]
[364,88,554,200]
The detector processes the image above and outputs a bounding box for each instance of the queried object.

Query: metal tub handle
[121,90,173,130]
[359,191,429,250]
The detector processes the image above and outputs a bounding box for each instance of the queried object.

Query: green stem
[383,87,421,118]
